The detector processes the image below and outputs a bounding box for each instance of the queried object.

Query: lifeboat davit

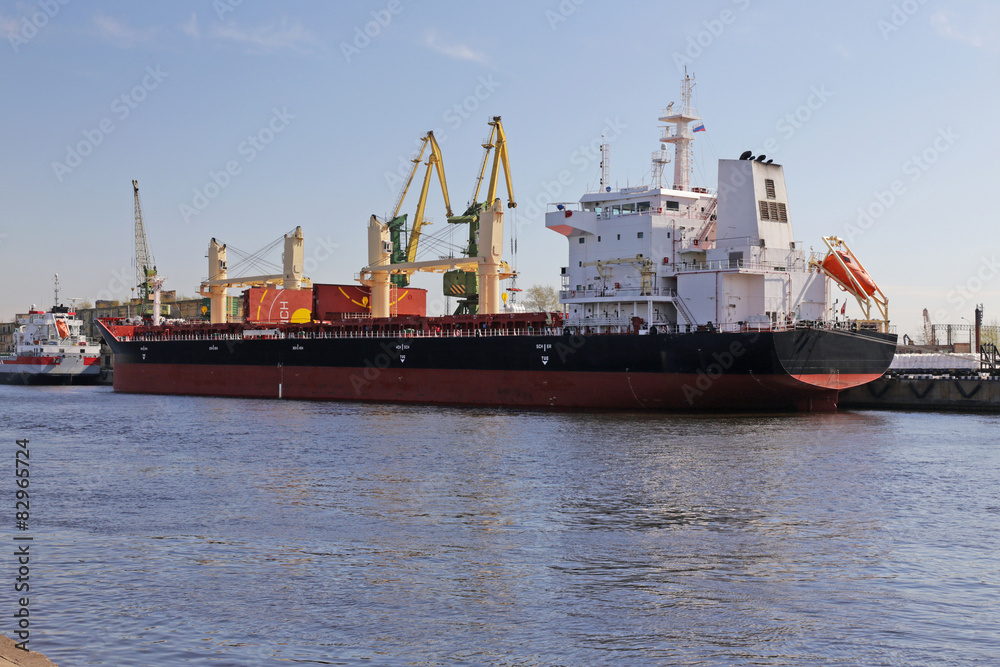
[822,251,877,297]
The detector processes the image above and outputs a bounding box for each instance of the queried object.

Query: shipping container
[242,288,313,323]
[312,283,426,320]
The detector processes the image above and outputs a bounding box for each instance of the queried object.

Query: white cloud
[423,30,489,64]
[180,13,199,39]
[93,14,157,48]
[930,6,999,53]
[210,18,318,54]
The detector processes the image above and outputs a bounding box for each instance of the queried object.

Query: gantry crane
[385,131,453,286]
[132,180,159,318]
[444,116,517,314]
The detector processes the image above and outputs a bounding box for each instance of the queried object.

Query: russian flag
[693,123,706,132]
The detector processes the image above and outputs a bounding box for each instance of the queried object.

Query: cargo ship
[1,277,102,385]
[97,75,896,411]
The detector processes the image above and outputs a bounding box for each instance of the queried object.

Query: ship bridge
[546,75,827,335]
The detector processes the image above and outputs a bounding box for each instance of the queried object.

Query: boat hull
[98,324,896,412]
[0,357,102,385]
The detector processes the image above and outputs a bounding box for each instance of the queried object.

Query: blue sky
[2,0,998,338]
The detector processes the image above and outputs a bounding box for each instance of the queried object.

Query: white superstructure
[546,74,828,333]
[0,276,103,383]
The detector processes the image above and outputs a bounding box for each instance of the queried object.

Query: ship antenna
[659,71,700,191]
[53,273,60,307]
[599,136,610,192]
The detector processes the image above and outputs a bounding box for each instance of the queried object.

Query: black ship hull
[98,320,896,412]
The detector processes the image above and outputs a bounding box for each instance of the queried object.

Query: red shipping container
[243,288,314,323]
[312,283,426,320]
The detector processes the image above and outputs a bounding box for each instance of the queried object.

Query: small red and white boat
[0,303,102,385]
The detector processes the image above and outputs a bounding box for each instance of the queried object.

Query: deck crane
[361,117,516,318]
[444,116,517,314]
[385,131,453,286]
[132,180,159,318]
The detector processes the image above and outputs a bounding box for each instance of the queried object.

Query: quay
[840,350,1000,412]
[840,374,1000,412]
[0,635,57,666]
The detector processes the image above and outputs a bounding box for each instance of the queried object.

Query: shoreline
[0,635,57,666]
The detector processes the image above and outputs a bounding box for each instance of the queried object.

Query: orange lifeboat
[55,319,70,339]
[821,250,877,297]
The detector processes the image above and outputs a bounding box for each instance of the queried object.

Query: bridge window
[665,201,680,211]
[579,237,585,243]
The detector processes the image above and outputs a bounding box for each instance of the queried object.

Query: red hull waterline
[112,363,884,412]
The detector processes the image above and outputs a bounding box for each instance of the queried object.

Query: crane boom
[405,131,452,262]
[391,138,429,221]
[485,117,515,208]
[469,116,516,210]
[132,179,157,316]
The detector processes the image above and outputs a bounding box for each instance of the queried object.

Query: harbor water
[1,385,998,666]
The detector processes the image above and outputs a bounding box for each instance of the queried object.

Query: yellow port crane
[362,117,516,318]
[444,116,517,313]
[385,131,453,286]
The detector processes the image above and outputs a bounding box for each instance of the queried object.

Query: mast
[659,71,700,191]
[599,137,610,192]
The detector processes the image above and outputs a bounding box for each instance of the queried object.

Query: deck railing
[113,318,894,343]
